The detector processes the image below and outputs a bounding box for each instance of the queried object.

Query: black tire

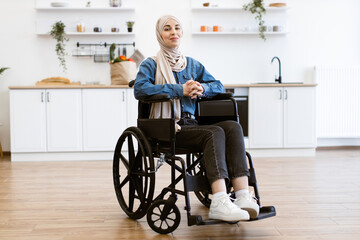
[146,199,181,234]
[113,127,155,219]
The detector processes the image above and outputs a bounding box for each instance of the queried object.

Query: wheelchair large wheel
[146,199,181,234]
[113,127,155,220]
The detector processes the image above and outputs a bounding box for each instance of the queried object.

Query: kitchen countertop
[8,83,317,89]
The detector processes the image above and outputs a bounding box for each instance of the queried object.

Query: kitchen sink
[255,82,303,84]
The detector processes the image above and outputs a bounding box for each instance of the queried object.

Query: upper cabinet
[35,0,135,36]
[191,0,289,36]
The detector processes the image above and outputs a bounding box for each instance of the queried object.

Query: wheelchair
[113,81,276,234]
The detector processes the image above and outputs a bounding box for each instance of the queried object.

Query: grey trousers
[176,120,250,185]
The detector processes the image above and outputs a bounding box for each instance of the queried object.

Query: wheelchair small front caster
[146,199,181,234]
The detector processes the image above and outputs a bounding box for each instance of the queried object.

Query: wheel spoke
[131,175,146,202]
[119,153,130,172]
[127,135,135,169]
[128,177,136,211]
[164,219,170,228]
[119,175,129,189]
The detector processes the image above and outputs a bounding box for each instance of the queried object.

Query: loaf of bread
[269,3,287,7]
[41,76,71,83]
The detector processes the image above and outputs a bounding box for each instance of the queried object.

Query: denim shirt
[134,56,224,115]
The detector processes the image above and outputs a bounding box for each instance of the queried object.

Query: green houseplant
[0,67,9,75]
[243,0,267,41]
[50,21,69,72]
[126,21,135,32]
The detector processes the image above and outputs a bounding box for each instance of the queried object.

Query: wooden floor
[1,148,360,240]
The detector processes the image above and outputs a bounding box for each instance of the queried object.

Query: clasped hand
[182,79,204,99]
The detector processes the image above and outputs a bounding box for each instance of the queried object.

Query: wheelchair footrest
[249,206,276,221]
[188,206,275,226]
[188,215,239,226]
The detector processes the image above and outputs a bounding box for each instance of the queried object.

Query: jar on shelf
[109,0,122,7]
[76,20,85,32]
[93,26,102,32]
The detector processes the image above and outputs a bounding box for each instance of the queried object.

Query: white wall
[1,0,360,151]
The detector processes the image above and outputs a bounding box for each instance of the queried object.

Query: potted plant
[50,21,69,72]
[126,21,135,32]
[0,67,9,76]
[243,0,267,41]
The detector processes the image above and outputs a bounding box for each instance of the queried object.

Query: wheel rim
[147,200,181,234]
[113,127,155,219]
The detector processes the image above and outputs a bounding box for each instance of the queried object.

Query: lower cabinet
[10,88,135,155]
[82,89,127,151]
[9,86,316,159]
[248,86,316,149]
[10,89,83,152]
[10,89,47,152]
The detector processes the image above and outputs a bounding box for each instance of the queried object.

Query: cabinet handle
[284,89,288,100]
[122,91,125,102]
[47,92,50,102]
[41,92,44,102]
[279,89,282,100]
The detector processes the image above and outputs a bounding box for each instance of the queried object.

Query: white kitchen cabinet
[284,87,316,148]
[10,90,47,152]
[126,88,138,127]
[82,89,127,151]
[46,89,83,151]
[249,87,316,149]
[10,89,83,152]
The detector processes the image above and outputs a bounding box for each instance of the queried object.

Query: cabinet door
[82,89,127,151]
[9,90,47,152]
[249,87,283,148]
[126,89,138,128]
[46,89,83,152]
[284,87,316,148]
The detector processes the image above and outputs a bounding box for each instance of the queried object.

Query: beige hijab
[149,15,187,132]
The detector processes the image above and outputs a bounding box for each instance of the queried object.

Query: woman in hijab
[134,15,259,222]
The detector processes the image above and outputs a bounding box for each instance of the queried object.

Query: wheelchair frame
[113,90,276,234]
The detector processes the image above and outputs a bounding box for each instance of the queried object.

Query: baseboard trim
[11,152,114,162]
[246,148,316,158]
[317,138,360,147]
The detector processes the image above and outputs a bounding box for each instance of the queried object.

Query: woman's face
[161,19,182,48]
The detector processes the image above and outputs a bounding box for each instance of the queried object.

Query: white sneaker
[209,194,250,221]
[234,192,260,219]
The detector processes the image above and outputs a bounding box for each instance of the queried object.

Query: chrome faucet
[271,56,282,83]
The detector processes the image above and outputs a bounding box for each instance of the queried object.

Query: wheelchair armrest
[199,92,233,101]
[140,94,172,103]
